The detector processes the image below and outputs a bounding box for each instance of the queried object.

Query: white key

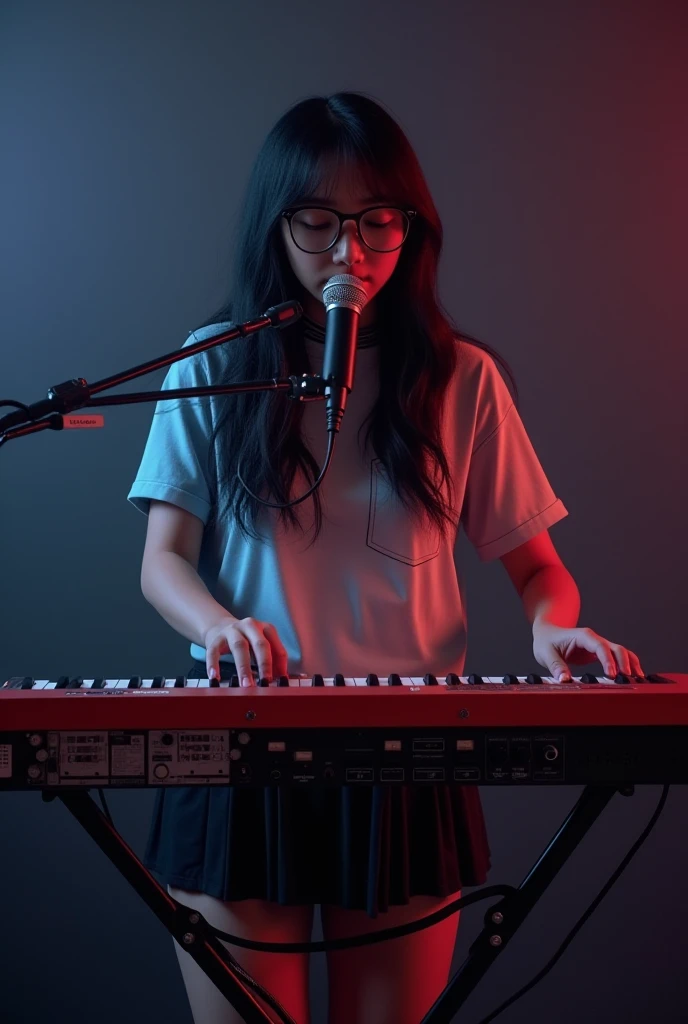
[186,679,200,688]
[104,679,119,689]
[218,680,230,687]
[198,679,210,687]
[299,679,313,687]
[323,678,335,686]
[164,678,177,688]
[141,679,154,688]
[32,680,51,690]
[486,676,506,685]
[354,678,368,687]
[288,678,300,687]
[401,677,415,686]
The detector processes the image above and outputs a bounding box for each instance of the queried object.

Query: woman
[128,90,642,1024]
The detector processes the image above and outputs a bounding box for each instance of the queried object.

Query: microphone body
[321,274,369,434]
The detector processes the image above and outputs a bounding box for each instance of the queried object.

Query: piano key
[32,680,51,690]
[141,679,154,688]
[186,679,200,688]
[164,679,177,688]
[353,678,368,687]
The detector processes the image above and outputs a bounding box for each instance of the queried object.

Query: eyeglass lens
[290,208,408,253]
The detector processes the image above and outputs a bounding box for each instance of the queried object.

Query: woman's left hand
[532,621,645,682]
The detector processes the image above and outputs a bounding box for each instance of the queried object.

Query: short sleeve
[127,329,223,524]
[459,353,568,562]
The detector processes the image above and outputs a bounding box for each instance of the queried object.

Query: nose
[333,217,365,268]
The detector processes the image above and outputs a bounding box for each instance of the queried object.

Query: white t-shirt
[127,320,568,676]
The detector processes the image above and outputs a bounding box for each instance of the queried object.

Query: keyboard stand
[43,788,281,1023]
[421,783,626,1023]
[44,783,629,1024]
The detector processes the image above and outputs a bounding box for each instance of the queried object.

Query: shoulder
[170,321,235,383]
[449,337,517,451]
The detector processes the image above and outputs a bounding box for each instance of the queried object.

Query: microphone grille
[322,274,369,314]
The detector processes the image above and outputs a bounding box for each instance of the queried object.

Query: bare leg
[322,892,460,1024]
[168,884,315,1024]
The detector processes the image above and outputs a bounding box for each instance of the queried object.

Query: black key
[258,678,269,687]
[614,673,631,685]
[151,677,164,689]
[8,677,35,690]
[174,677,186,687]
[128,677,142,689]
[445,673,460,686]
[91,678,106,689]
[580,673,599,683]
[503,675,520,685]
[68,678,83,689]
[334,673,346,687]
[313,674,324,687]
[278,676,290,687]
[646,673,674,684]
[388,673,402,686]
[525,674,543,685]
[55,676,70,689]
[230,675,240,688]
[423,674,438,686]
[467,674,483,685]
[209,675,220,688]
[366,674,380,686]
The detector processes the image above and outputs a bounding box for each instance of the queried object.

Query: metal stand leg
[44,784,625,1024]
[420,784,623,1023]
[45,789,288,1024]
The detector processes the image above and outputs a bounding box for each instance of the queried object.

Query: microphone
[321,273,370,434]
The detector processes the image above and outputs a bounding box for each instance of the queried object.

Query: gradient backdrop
[1,1,686,1022]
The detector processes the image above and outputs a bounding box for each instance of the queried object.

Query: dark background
[1,1,686,1021]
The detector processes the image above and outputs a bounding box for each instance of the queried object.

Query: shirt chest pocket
[366,458,442,566]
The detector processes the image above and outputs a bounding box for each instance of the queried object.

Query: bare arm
[138,500,288,683]
[141,548,236,647]
[140,500,236,645]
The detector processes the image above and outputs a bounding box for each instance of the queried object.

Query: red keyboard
[0,672,684,730]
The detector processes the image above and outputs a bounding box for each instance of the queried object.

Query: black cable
[474,784,670,1024]
[93,781,669,1023]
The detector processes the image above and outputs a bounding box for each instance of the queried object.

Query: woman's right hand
[204,615,289,686]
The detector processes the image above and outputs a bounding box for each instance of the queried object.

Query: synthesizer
[1,672,686,790]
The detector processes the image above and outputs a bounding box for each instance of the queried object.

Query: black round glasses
[281,205,417,254]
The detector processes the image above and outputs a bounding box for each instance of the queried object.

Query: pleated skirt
[143,660,491,919]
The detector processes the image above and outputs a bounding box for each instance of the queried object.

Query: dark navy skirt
[143,660,491,919]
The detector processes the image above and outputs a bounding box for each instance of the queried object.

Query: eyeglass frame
[280,205,417,253]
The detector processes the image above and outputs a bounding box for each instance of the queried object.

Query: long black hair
[196,91,519,547]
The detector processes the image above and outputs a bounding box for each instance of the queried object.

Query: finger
[594,640,617,677]
[263,623,289,679]
[205,633,230,682]
[608,644,632,675]
[239,628,274,683]
[228,634,256,687]
[630,652,646,676]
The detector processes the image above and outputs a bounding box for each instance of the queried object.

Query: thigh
[168,884,315,1024]
[321,892,461,1024]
